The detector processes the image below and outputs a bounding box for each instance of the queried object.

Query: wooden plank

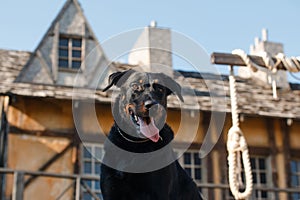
[280,119,291,188]
[211,52,287,70]
[12,172,24,200]
[75,177,81,200]
[0,168,100,181]
[9,126,74,138]
[265,118,278,189]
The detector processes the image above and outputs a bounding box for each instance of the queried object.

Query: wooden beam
[280,119,291,188]
[75,177,81,200]
[9,126,74,138]
[265,118,278,189]
[81,181,101,200]
[12,172,24,200]
[211,52,288,70]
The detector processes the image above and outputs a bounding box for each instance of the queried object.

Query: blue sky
[1,0,299,80]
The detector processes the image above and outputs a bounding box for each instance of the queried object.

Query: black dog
[100,70,202,200]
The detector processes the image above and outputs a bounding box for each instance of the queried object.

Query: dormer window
[58,36,82,70]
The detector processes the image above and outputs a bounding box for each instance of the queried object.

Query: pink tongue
[138,117,160,142]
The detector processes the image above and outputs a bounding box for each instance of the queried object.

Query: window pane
[83,192,92,200]
[97,193,103,200]
[292,193,300,200]
[184,153,191,164]
[59,49,68,57]
[291,175,299,187]
[84,180,92,188]
[72,61,81,69]
[261,191,268,198]
[73,39,82,47]
[58,59,68,68]
[259,158,266,169]
[194,153,201,165]
[255,190,259,198]
[95,162,101,175]
[84,147,92,159]
[84,162,92,174]
[95,147,103,160]
[72,50,81,58]
[260,173,267,184]
[291,160,300,190]
[195,168,201,180]
[250,158,256,168]
[297,161,300,172]
[252,172,257,183]
[95,180,100,190]
[59,38,68,47]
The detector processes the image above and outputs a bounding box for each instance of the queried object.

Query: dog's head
[103,70,184,142]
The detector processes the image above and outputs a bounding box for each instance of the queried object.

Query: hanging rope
[227,63,253,200]
[221,49,300,199]
[260,51,281,100]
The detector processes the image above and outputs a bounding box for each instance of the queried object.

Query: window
[250,157,270,199]
[224,156,273,200]
[290,159,300,200]
[82,144,104,200]
[58,36,82,69]
[175,149,207,196]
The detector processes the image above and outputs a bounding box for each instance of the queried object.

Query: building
[0,0,300,199]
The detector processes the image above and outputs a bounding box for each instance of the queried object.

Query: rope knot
[227,126,253,200]
[227,126,248,153]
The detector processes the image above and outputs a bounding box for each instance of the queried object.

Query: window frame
[290,158,300,200]
[223,155,274,200]
[174,148,208,197]
[81,143,104,200]
[58,35,83,71]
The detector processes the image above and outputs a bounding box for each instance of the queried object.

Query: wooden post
[273,119,289,200]
[265,118,281,199]
[280,119,291,200]
[12,172,24,200]
[75,176,81,200]
[210,112,225,199]
[0,96,9,200]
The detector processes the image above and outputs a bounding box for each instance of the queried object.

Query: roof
[15,0,109,87]
[176,71,300,119]
[0,49,31,83]
[0,49,300,119]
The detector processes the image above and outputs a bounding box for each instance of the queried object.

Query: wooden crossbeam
[211,52,288,70]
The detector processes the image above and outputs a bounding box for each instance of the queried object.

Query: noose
[227,65,253,200]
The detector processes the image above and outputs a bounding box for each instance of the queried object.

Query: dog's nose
[144,100,157,109]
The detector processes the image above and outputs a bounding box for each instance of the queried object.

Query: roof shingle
[1,49,300,119]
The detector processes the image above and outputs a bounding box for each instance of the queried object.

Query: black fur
[100,70,202,200]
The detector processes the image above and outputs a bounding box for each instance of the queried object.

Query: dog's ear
[102,70,133,92]
[161,74,184,102]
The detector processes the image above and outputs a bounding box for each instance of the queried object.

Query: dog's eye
[130,82,145,92]
[130,83,139,91]
[153,84,165,93]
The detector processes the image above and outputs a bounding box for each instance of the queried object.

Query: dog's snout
[144,100,157,109]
